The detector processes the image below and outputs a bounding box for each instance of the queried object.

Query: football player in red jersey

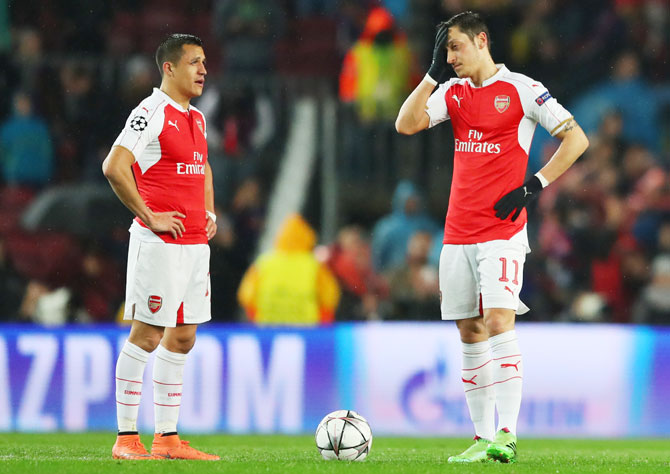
[103,34,218,461]
[396,12,588,463]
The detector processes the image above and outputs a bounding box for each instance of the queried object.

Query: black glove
[427,24,448,83]
[494,176,544,222]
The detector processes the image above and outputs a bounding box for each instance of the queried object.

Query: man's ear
[477,32,488,50]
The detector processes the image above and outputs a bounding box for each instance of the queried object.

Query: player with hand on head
[103,33,218,461]
[396,11,588,463]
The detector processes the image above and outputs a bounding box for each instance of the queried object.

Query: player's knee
[129,332,162,353]
[127,321,164,352]
[176,337,196,354]
[483,309,515,336]
[456,318,487,343]
[163,333,196,354]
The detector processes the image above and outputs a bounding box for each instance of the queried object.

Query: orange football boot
[151,433,219,460]
[112,433,160,460]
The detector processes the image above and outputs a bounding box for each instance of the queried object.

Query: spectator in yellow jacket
[237,214,340,325]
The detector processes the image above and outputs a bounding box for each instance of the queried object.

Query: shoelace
[131,440,146,449]
[126,439,148,453]
[179,440,203,453]
[178,440,212,457]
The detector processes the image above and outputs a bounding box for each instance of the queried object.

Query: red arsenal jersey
[113,88,208,245]
[426,65,572,245]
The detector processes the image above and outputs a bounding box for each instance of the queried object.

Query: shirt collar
[153,88,190,113]
[467,64,508,88]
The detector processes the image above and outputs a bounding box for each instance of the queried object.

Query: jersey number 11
[498,257,519,285]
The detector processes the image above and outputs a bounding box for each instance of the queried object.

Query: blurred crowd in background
[0,0,669,325]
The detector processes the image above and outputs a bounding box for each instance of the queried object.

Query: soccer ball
[315,409,372,461]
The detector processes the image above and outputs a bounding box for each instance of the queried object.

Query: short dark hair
[155,34,203,76]
[439,11,491,51]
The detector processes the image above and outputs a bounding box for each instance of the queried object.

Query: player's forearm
[204,162,214,213]
[539,125,589,184]
[395,79,435,135]
[103,160,153,224]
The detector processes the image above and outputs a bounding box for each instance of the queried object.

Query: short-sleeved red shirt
[426,65,573,245]
[114,88,208,244]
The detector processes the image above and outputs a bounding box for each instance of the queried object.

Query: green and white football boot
[486,428,517,463]
[447,436,491,463]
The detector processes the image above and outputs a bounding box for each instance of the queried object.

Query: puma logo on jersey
[504,286,514,296]
[452,95,463,107]
[168,119,180,131]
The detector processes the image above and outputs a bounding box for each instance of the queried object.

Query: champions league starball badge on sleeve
[130,116,148,132]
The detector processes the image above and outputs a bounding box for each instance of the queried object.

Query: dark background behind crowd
[1,0,669,325]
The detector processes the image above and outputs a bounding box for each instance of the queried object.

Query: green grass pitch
[0,433,668,473]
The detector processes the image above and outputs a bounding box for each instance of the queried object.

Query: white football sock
[461,340,495,441]
[490,330,523,435]
[153,344,187,434]
[116,340,150,432]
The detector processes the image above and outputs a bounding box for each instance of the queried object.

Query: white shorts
[123,234,211,327]
[439,239,530,320]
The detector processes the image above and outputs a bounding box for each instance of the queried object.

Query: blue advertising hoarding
[0,323,668,436]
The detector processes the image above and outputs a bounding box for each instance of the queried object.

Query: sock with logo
[461,340,496,441]
[116,340,150,432]
[153,344,187,434]
[490,330,523,435]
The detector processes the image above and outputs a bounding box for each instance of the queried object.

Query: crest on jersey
[196,118,204,135]
[494,95,510,113]
[130,116,148,131]
[148,295,162,313]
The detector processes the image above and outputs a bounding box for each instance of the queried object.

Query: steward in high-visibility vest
[237,214,341,325]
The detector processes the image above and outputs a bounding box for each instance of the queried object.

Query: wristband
[206,210,216,223]
[424,73,438,86]
[534,171,549,188]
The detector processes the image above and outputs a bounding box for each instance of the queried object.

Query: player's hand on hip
[205,212,217,240]
[147,211,186,239]
[494,176,543,222]
[427,24,449,83]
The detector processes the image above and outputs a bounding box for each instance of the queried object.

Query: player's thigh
[181,244,211,325]
[477,240,527,312]
[439,244,480,320]
[124,237,188,327]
